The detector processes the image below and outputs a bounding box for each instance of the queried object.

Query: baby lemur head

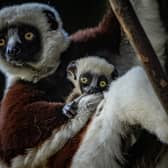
[67,56,118,94]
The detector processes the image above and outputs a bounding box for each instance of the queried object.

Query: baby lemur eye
[24,32,34,41]
[80,77,88,84]
[0,38,5,47]
[99,81,107,88]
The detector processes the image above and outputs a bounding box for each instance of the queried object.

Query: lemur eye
[99,81,107,88]
[0,38,5,47]
[24,32,34,41]
[80,77,88,84]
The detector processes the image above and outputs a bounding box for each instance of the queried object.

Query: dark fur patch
[111,68,119,80]
[43,10,59,30]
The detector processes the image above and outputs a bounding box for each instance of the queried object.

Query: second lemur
[63,56,118,118]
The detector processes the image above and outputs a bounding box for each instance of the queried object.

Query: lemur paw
[62,101,78,118]
[78,93,103,112]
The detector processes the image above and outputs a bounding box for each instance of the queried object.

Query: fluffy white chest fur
[71,67,168,168]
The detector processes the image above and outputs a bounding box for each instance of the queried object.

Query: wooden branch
[109,0,168,113]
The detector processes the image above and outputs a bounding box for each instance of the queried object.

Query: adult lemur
[0,2,120,167]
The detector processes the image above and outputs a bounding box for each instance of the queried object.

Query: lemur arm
[70,9,121,54]
[65,88,81,103]
[0,81,69,161]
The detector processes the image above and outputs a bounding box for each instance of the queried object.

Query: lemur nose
[87,87,99,94]
[7,45,21,57]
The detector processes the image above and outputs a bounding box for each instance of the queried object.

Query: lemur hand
[63,94,103,118]
[62,94,87,118]
[77,93,103,113]
[62,101,78,118]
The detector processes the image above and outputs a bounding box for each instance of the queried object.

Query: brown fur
[0,81,68,162]
[70,9,120,55]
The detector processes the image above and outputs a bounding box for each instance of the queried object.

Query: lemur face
[67,56,118,95]
[0,24,41,66]
[79,72,109,94]
[0,3,70,82]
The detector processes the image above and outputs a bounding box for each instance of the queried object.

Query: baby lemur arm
[65,88,81,103]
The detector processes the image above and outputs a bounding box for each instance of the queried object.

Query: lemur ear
[111,68,119,80]
[43,9,59,30]
[67,61,77,80]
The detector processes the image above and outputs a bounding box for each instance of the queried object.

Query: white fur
[0,3,70,86]
[71,67,168,168]
[76,56,114,77]
[10,94,103,168]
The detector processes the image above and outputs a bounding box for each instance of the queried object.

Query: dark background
[0,0,107,33]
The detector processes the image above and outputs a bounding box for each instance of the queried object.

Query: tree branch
[109,0,168,113]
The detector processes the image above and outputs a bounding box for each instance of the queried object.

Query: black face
[0,23,42,65]
[79,72,109,94]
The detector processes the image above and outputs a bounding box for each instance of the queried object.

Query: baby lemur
[63,56,118,118]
